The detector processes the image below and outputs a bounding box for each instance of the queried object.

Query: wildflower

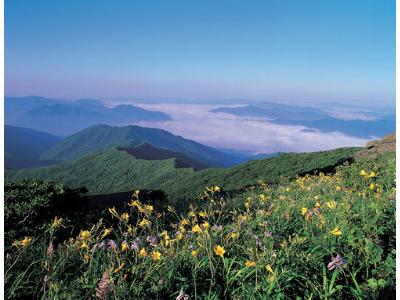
[188,211,196,218]
[369,183,376,190]
[146,235,160,246]
[83,253,91,261]
[214,186,221,192]
[129,200,141,209]
[327,254,346,271]
[51,216,63,229]
[145,205,154,213]
[214,245,225,257]
[191,250,198,257]
[245,260,256,267]
[266,264,274,274]
[199,211,208,218]
[359,169,368,177]
[139,218,149,228]
[264,230,272,238]
[301,207,308,215]
[102,228,112,238]
[108,207,118,217]
[192,225,202,233]
[180,219,190,226]
[152,251,162,261]
[326,201,337,209]
[368,171,377,178]
[330,227,342,236]
[80,242,89,249]
[121,213,129,221]
[228,231,239,239]
[121,241,128,252]
[176,290,190,300]
[127,225,134,235]
[139,248,148,257]
[211,224,223,232]
[336,185,341,191]
[201,222,209,230]
[130,238,142,251]
[113,262,125,273]
[79,230,91,241]
[259,194,267,203]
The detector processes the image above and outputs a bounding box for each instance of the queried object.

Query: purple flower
[264,230,272,238]
[327,254,346,271]
[146,235,159,247]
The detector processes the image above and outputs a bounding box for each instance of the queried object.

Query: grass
[7,147,359,207]
[4,151,395,299]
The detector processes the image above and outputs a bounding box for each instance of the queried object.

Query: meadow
[5,151,395,299]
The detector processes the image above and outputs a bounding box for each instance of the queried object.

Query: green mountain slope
[5,125,62,169]
[40,124,243,167]
[8,147,359,204]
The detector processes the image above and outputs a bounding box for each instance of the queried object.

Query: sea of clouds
[125,103,369,154]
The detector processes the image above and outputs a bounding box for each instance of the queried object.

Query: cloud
[126,103,369,153]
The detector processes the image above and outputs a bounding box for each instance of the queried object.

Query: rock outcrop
[355,133,396,159]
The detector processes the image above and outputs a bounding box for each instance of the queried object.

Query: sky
[5,0,395,106]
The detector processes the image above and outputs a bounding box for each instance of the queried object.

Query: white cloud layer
[128,104,369,153]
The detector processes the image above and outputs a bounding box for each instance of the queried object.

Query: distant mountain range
[39,124,247,167]
[5,96,171,136]
[5,125,62,169]
[6,124,260,169]
[211,103,395,139]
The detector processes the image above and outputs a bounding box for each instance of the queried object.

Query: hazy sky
[5,0,395,105]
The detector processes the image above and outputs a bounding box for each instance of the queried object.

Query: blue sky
[5,0,395,105]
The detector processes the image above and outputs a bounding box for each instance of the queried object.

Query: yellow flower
[80,242,89,249]
[259,194,267,203]
[180,219,190,226]
[192,225,202,233]
[326,201,337,209]
[129,200,142,209]
[266,264,274,274]
[214,186,221,192]
[301,207,308,215]
[113,262,125,273]
[330,227,342,236]
[199,211,208,218]
[127,225,134,234]
[139,218,149,228]
[20,236,32,247]
[139,248,148,257]
[51,216,63,229]
[214,245,225,257]
[145,205,154,213]
[79,230,91,241]
[369,183,376,190]
[359,169,368,177]
[191,250,198,257]
[315,202,321,208]
[336,185,341,191]
[228,232,239,239]
[368,171,377,178]
[83,253,90,261]
[102,228,112,238]
[245,260,256,267]
[188,211,196,218]
[121,241,128,252]
[121,213,129,221]
[108,207,118,217]
[201,222,210,230]
[152,251,162,261]
[177,233,184,240]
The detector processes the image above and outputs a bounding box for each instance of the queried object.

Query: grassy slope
[5,151,395,299]
[8,147,359,203]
